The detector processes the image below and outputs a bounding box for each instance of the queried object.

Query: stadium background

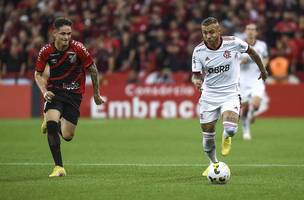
[0,0,303,118]
[0,1,304,200]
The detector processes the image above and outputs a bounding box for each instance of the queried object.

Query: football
[207,162,231,184]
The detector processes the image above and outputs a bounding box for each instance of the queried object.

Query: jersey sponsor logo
[63,82,80,90]
[223,50,231,59]
[208,64,230,74]
[205,57,210,61]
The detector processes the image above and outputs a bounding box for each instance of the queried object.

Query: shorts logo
[200,114,204,120]
[223,50,231,59]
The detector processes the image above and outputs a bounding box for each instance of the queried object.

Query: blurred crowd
[0,0,303,85]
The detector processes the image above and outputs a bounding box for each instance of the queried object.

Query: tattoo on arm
[88,63,100,95]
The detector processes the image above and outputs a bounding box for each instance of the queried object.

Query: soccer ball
[207,162,231,184]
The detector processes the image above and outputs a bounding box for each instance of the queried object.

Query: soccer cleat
[49,166,66,177]
[202,163,219,177]
[41,116,47,134]
[221,136,232,156]
[202,165,210,177]
[243,133,252,140]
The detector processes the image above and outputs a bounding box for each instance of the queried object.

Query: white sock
[223,121,238,138]
[242,115,250,135]
[202,132,218,163]
[247,104,254,123]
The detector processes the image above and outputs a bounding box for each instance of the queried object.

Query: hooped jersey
[36,40,94,94]
[192,36,248,101]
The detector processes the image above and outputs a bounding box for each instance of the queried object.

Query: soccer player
[240,23,269,140]
[191,17,267,176]
[34,17,104,177]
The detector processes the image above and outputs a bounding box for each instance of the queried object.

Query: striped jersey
[36,40,94,94]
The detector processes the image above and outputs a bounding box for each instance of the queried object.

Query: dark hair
[54,17,72,29]
[201,17,218,26]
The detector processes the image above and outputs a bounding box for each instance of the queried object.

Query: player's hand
[258,71,268,82]
[94,94,105,105]
[192,79,203,90]
[240,58,249,64]
[43,91,55,103]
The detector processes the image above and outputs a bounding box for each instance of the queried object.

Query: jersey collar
[204,37,223,51]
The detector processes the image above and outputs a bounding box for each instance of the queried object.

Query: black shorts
[44,90,82,125]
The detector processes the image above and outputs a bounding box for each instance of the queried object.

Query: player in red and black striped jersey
[34,17,104,177]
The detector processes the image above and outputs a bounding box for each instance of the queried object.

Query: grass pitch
[0,118,303,200]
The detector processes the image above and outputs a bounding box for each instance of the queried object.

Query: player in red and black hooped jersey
[34,17,104,177]
[36,39,93,94]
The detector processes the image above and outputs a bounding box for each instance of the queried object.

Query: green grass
[0,118,303,200]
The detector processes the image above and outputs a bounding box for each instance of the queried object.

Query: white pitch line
[0,163,304,167]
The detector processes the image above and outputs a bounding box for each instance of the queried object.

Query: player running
[35,17,104,177]
[191,17,267,176]
[240,23,269,140]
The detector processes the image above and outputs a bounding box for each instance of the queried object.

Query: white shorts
[240,81,265,103]
[199,94,241,124]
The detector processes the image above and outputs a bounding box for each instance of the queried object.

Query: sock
[202,132,218,163]
[223,121,238,138]
[247,104,256,123]
[242,114,250,135]
[47,121,63,167]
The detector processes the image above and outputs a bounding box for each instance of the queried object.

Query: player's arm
[246,46,268,81]
[262,57,269,67]
[191,47,204,90]
[34,70,54,102]
[191,72,203,90]
[88,63,104,105]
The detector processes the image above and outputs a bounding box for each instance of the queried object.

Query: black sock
[58,120,63,136]
[47,121,63,167]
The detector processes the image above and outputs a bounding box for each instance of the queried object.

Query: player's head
[201,17,221,45]
[53,17,73,47]
[245,23,258,40]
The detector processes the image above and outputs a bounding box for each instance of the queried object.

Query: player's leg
[201,121,218,163]
[221,111,239,155]
[220,96,241,156]
[60,118,76,141]
[248,96,262,124]
[199,105,221,176]
[45,108,66,177]
[248,82,266,124]
[201,120,219,177]
[241,101,251,140]
[40,66,50,134]
[59,96,81,142]
[41,112,47,134]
